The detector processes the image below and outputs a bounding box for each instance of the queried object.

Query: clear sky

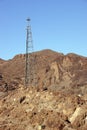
[0,0,87,60]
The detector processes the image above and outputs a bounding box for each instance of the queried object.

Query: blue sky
[0,0,87,59]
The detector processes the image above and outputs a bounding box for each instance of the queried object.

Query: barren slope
[0,49,87,130]
[1,49,87,94]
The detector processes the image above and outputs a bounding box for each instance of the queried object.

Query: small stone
[69,107,82,124]
[14,98,16,101]
[20,96,26,103]
[38,125,42,130]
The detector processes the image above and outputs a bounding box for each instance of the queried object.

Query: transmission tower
[25,18,34,87]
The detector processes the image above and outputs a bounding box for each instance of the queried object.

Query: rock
[37,125,42,130]
[69,106,87,128]
[69,107,82,124]
[20,96,26,103]
[50,61,60,83]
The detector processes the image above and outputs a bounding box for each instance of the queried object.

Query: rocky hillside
[0,49,87,130]
[0,85,87,130]
[0,49,87,94]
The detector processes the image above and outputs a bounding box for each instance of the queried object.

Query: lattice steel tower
[25,18,34,87]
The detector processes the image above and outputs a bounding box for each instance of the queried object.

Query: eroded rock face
[38,51,87,95]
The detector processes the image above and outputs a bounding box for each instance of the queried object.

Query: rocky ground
[0,86,87,130]
[0,49,87,130]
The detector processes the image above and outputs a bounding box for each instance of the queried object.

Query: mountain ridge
[0,49,87,94]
